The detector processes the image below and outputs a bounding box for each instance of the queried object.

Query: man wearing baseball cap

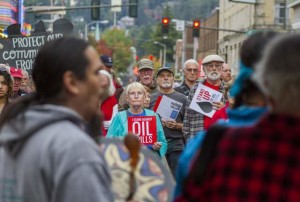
[150,67,187,177]
[100,55,113,74]
[183,54,226,140]
[118,58,158,111]
[10,67,27,100]
[100,55,123,100]
[136,59,157,91]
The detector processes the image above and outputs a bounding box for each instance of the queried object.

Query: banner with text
[0,19,73,73]
[189,83,223,118]
[128,116,157,145]
[0,33,64,72]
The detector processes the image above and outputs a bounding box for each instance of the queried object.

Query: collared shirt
[182,80,225,139]
[175,81,191,97]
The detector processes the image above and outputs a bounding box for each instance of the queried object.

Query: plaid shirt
[174,81,191,97]
[182,80,225,139]
[181,113,300,202]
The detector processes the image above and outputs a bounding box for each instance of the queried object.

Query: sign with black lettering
[128,116,157,145]
[0,19,73,73]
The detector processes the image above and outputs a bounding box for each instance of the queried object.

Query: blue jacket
[174,106,268,198]
[107,109,167,157]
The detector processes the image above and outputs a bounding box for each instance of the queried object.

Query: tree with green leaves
[97,28,133,73]
[150,6,181,67]
[129,6,181,68]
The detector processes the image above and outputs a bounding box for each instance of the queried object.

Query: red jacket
[100,95,118,136]
[210,102,229,126]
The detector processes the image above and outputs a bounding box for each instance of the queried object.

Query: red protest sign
[128,116,157,145]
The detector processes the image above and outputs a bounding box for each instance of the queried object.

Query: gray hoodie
[0,104,113,202]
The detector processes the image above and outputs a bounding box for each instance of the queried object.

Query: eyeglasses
[185,68,198,73]
[205,63,223,70]
[139,69,153,75]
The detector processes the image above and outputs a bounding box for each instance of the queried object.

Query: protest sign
[128,116,157,145]
[154,95,183,120]
[189,83,223,117]
[0,19,73,73]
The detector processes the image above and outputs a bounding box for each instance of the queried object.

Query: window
[275,2,289,24]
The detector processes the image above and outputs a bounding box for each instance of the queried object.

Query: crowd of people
[1,31,300,201]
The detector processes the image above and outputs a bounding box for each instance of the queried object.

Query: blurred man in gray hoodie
[0,37,113,202]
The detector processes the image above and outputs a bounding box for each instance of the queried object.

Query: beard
[161,82,172,88]
[207,71,221,81]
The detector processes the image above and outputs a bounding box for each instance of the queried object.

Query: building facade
[218,0,291,75]
[288,0,300,30]
[198,8,219,63]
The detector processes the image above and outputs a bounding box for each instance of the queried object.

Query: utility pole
[283,0,287,30]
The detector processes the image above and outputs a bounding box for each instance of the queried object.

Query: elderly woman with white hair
[99,70,118,136]
[107,82,167,157]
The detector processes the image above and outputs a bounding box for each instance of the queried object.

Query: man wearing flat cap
[183,54,226,140]
[118,58,158,111]
[149,67,187,177]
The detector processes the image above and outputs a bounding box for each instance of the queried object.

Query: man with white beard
[183,55,226,140]
[150,67,187,177]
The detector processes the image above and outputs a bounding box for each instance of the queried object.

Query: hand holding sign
[152,142,162,151]
[212,101,225,110]
[189,84,223,118]
[162,119,177,129]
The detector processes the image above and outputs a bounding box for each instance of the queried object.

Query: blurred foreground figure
[174,31,278,200]
[0,37,113,202]
[178,33,300,201]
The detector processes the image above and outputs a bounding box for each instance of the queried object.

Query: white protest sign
[155,95,183,121]
[189,83,223,118]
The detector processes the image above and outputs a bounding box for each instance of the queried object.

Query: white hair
[99,70,116,96]
[22,69,29,78]
[125,82,146,96]
[183,59,199,69]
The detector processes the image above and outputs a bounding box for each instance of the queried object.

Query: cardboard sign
[128,116,157,145]
[189,83,223,118]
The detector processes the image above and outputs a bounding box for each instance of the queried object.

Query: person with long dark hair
[0,37,113,202]
[0,64,13,113]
